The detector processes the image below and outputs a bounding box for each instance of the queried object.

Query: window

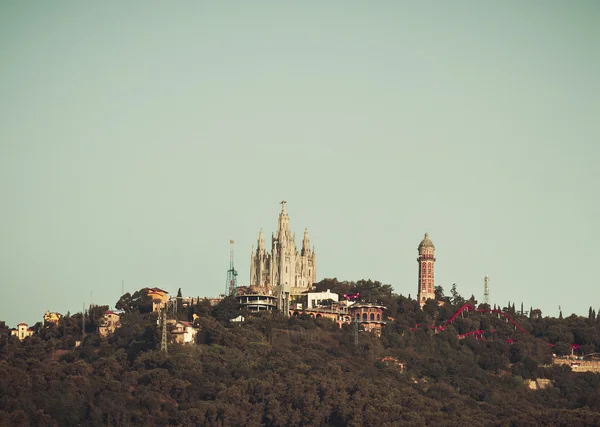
[377,314,381,321]
[362,313,367,321]
[370,313,375,321]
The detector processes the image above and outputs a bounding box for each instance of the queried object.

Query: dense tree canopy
[1,281,600,426]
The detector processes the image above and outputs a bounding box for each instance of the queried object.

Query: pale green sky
[1,1,599,326]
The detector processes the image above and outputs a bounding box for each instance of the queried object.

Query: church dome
[418,233,435,250]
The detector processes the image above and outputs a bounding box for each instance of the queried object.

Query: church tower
[250,201,317,313]
[417,233,436,307]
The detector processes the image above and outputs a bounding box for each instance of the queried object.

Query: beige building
[146,287,169,312]
[171,321,198,344]
[250,201,316,314]
[98,310,121,337]
[11,323,34,340]
[43,311,62,325]
[417,233,436,307]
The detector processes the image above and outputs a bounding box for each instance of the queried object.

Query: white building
[171,321,198,344]
[11,323,34,340]
[307,289,338,308]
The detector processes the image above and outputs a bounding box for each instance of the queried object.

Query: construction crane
[226,240,238,296]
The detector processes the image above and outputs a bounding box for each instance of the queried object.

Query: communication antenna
[160,305,168,354]
[354,317,359,347]
[483,275,490,305]
[82,303,86,341]
[226,240,238,296]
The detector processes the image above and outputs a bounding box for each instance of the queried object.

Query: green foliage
[116,289,153,314]
[2,280,600,425]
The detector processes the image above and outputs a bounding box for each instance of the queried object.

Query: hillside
[1,281,600,426]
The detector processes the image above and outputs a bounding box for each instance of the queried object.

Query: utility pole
[354,317,359,347]
[160,305,168,354]
[483,275,490,306]
[82,303,86,341]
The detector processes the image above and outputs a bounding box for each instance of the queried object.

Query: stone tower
[417,232,436,307]
[250,201,316,313]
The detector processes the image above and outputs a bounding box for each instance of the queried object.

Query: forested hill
[1,280,600,426]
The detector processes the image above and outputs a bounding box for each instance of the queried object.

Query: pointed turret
[258,228,265,251]
[277,200,290,235]
[302,228,311,255]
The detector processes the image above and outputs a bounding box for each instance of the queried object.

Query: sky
[1,1,599,327]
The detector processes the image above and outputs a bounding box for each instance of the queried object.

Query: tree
[450,284,464,306]
[211,296,241,322]
[115,289,152,314]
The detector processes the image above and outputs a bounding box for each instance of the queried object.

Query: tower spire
[226,240,238,296]
[417,232,436,307]
[302,228,311,254]
[258,228,265,251]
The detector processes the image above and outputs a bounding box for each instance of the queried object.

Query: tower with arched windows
[417,233,436,307]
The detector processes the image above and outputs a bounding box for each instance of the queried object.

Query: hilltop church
[250,201,317,312]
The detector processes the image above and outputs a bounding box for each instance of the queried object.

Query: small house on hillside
[98,310,122,337]
[43,311,62,325]
[146,287,169,312]
[349,303,387,337]
[171,321,199,344]
[11,323,34,340]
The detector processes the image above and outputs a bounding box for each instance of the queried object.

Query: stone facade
[417,233,436,307]
[350,303,387,336]
[250,201,316,314]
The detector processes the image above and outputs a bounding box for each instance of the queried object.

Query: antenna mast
[82,303,86,341]
[226,240,238,296]
[160,305,168,354]
[483,275,490,305]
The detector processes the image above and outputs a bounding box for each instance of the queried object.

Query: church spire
[258,228,265,251]
[277,200,291,240]
[302,228,311,254]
